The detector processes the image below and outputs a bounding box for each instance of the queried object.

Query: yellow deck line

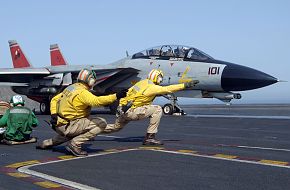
[58,155,76,160]
[7,172,30,178]
[259,159,289,166]
[104,149,118,152]
[214,154,238,159]
[5,160,40,168]
[34,181,62,188]
[177,150,197,154]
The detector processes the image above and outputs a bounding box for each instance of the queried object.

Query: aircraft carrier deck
[1,104,290,190]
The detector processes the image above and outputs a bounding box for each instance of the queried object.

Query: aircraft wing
[89,67,140,94]
[93,67,139,83]
[0,67,139,88]
[0,82,29,86]
[47,67,140,92]
[75,67,139,92]
[0,68,50,74]
[0,68,51,86]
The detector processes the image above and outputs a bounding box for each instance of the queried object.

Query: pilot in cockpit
[162,49,173,57]
[149,49,160,56]
[174,47,186,58]
[167,49,174,56]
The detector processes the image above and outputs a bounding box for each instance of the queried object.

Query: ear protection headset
[87,73,96,86]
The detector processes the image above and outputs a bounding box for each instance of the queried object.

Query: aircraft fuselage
[1,43,278,113]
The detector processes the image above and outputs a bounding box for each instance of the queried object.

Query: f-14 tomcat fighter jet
[0,41,278,115]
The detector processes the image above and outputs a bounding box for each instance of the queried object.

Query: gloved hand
[50,114,58,127]
[116,106,124,118]
[184,80,199,89]
[116,89,128,99]
[116,101,133,118]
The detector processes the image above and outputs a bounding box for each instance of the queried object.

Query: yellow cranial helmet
[148,69,164,84]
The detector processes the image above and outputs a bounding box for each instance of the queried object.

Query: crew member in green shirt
[0,95,38,145]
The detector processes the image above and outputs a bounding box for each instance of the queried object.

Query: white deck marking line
[18,149,137,190]
[99,135,290,153]
[17,147,290,190]
[21,169,99,190]
[186,114,290,120]
[150,149,290,169]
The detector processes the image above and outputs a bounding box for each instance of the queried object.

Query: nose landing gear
[162,94,186,115]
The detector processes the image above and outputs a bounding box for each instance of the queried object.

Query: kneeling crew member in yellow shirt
[37,68,127,156]
[104,69,198,145]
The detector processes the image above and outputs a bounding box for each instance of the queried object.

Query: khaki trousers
[105,105,162,134]
[42,116,107,148]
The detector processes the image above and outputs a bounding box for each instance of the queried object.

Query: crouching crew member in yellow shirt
[104,69,198,145]
[36,68,127,156]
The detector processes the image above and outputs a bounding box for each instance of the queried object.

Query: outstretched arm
[144,83,185,96]
[78,90,117,107]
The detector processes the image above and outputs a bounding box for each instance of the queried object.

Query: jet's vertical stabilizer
[8,40,31,68]
[50,44,68,66]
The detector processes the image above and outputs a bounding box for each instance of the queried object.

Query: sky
[0,0,289,104]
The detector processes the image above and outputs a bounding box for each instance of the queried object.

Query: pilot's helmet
[148,69,164,84]
[10,95,25,107]
[77,68,97,87]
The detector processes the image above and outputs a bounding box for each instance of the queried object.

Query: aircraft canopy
[132,45,214,61]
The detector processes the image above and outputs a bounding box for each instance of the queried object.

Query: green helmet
[10,95,25,106]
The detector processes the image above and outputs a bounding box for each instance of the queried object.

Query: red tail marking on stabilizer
[8,40,31,68]
[50,44,67,66]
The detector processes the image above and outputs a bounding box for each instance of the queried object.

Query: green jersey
[0,106,38,141]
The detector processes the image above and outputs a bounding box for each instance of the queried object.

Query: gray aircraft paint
[118,57,226,91]
[0,43,277,114]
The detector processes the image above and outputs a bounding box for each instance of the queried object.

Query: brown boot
[143,133,163,145]
[66,142,88,157]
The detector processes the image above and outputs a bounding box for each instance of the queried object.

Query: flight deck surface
[1,104,290,190]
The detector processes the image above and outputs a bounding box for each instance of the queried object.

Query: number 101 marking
[208,67,220,75]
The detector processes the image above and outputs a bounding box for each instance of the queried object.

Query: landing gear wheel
[40,102,50,115]
[162,94,187,116]
[163,104,174,115]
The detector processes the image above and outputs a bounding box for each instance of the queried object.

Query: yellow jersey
[50,82,117,125]
[120,79,185,108]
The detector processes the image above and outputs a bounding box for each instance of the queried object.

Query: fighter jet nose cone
[221,63,278,91]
